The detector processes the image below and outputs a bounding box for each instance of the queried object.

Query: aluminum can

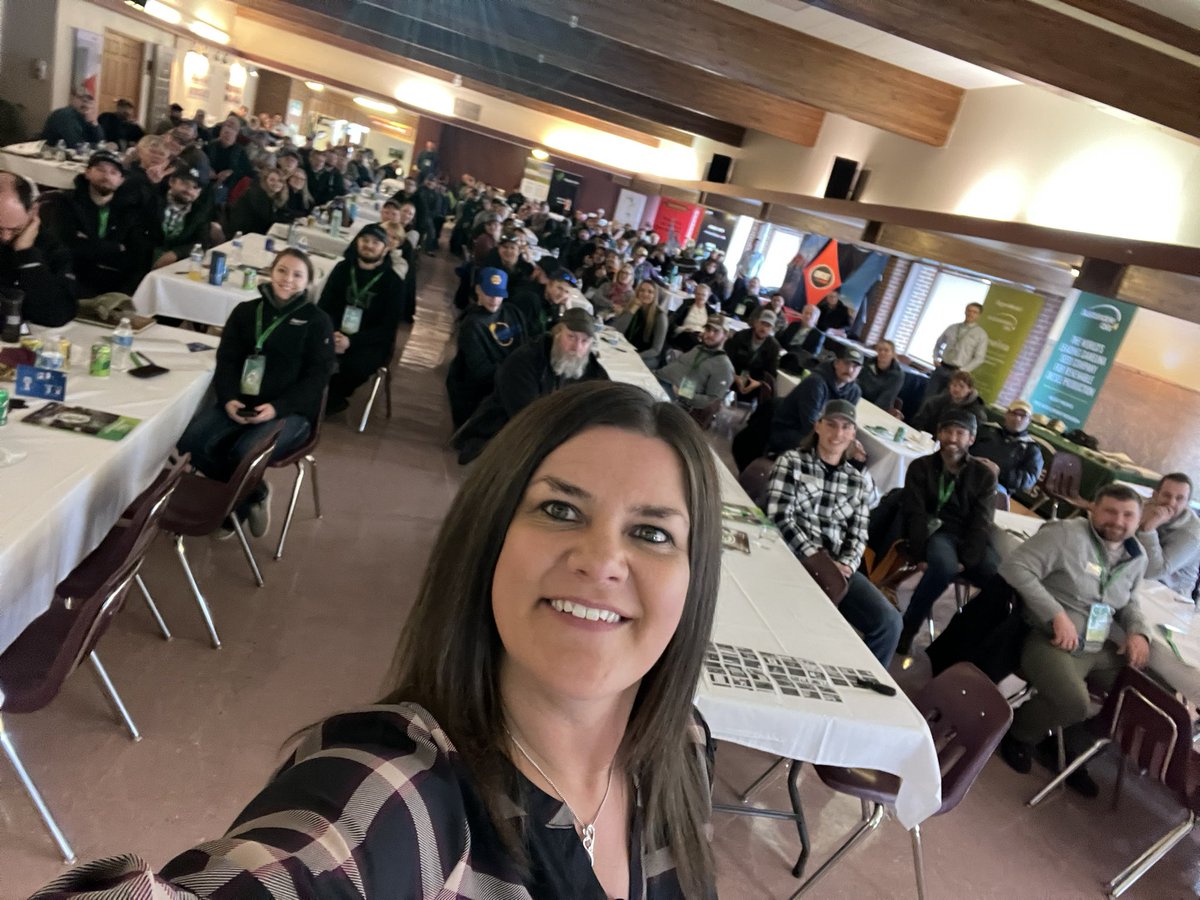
[90,341,111,377]
[0,388,8,425]
[243,267,258,290]
[264,237,275,252]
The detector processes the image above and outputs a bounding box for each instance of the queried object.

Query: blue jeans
[903,531,999,633]
[840,571,903,667]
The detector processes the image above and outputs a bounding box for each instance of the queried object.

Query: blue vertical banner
[1029,292,1138,429]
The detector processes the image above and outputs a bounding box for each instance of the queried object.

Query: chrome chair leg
[789,801,885,899]
[232,517,264,587]
[357,371,384,433]
[1028,737,1110,807]
[308,454,322,518]
[910,824,927,900]
[1106,811,1197,898]
[135,574,172,640]
[927,619,936,642]
[737,756,785,803]
[87,652,141,742]
[273,459,306,561]
[174,535,221,649]
[384,366,393,418]
[0,719,76,863]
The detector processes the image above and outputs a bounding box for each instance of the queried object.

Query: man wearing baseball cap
[897,407,999,655]
[654,314,736,410]
[41,149,149,297]
[452,308,607,463]
[724,307,782,399]
[972,399,1044,496]
[318,224,407,414]
[480,233,533,288]
[445,267,529,427]
[148,163,213,271]
[768,343,864,454]
[506,255,569,340]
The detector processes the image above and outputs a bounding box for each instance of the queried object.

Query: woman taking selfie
[35,382,721,899]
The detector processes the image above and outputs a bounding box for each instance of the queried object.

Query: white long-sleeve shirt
[935,321,989,372]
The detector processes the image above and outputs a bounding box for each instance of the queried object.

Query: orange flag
[803,240,841,305]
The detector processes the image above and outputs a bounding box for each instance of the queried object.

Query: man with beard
[148,164,212,270]
[205,118,251,204]
[0,172,77,325]
[41,150,149,297]
[318,224,406,414]
[1136,473,1200,599]
[654,315,736,410]
[97,99,144,150]
[971,399,1044,496]
[451,308,607,464]
[769,345,863,453]
[482,234,533,288]
[41,89,104,147]
[999,484,1151,797]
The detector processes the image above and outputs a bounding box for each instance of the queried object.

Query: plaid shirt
[32,703,712,900]
[765,447,874,568]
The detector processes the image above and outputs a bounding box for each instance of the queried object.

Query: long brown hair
[632,279,661,344]
[382,381,720,894]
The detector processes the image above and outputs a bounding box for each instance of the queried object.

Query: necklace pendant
[581,822,596,866]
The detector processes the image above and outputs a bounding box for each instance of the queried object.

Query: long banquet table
[855,398,936,495]
[594,327,942,828]
[1,149,85,190]
[0,321,219,654]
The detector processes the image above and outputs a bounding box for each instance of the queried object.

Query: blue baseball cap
[477,267,508,298]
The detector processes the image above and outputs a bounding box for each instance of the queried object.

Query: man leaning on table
[654,314,735,410]
[927,302,988,397]
[998,484,1152,798]
[1137,472,1200,600]
[0,171,77,326]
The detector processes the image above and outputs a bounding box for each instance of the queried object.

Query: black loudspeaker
[824,156,859,199]
[706,153,733,183]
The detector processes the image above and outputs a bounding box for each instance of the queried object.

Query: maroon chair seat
[737,457,775,511]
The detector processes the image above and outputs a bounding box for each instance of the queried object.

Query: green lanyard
[1086,529,1124,601]
[935,471,956,513]
[254,297,307,352]
[348,266,385,309]
[96,206,110,240]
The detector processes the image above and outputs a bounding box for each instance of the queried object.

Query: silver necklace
[507,730,614,867]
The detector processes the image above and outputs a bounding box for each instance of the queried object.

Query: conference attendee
[814,292,853,332]
[163,122,211,185]
[0,171,77,326]
[318,224,406,415]
[669,283,716,352]
[725,274,761,318]
[612,279,669,365]
[120,134,170,215]
[147,163,212,270]
[415,140,439,178]
[227,167,290,236]
[630,245,666,285]
[928,302,989,396]
[452,309,608,463]
[387,200,421,324]
[1136,473,1200,598]
[177,249,334,539]
[283,167,315,219]
[767,399,902,666]
[655,315,735,410]
[998,484,1151,797]
[152,102,185,135]
[445,267,528,428]
[507,255,568,341]
[911,368,988,435]
[205,118,253,202]
[897,409,998,654]
[971,399,1044,496]
[777,302,824,373]
[724,309,781,399]
[392,175,430,240]
[307,149,341,206]
[40,89,104,147]
[192,108,213,142]
[481,234,533,288]
[419,176,445,253]
[768,345,864,454]
[473,215,502,265]
[856,339,906,412]
[40,150,148,298]
[589,263,635,318]
[97,99,144,150]
[690,256,729,304]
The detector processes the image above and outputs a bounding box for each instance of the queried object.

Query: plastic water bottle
[329,202,342,238]
[286,220,298,247]
[188,243,204,281]
[112,317,134,371]
[231,231,244,267]
[348,198,358,221]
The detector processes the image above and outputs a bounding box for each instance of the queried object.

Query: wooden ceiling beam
[372,0,823,146]
[1057,0,1200,56]
[807,0,1200,140]
[510,0,962,146]
[1116,267,1200,325]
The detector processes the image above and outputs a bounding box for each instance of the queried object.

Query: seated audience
[507,256,568,341]
[452,309,608,464]
[814,291,853,332]
[669,283,716,352]
[911,369,987,435]
[148,164,212,270]
[655,315,735,410]
[205,118,253,203]
[445,268,528,428]
[97,99,144,150]
[1136,473,1200,598]
[0,171,77,325]
[121,134,172,217]
[227,167,290,236]
[767,400,902,665]
[589,264,635,318]
[612,280,669,365]
[630,245,666,285]
[481,234,533,289]
[41,150,148,297]
[177,249,334,537]
[898,409,998,653]
[691,256,729,303]
[724,275,761,318]
[777,303,824,372]
[152,102,185,135]
[40,89,103,147]
[724,309,781,399]
[856,339,906,412]
[284,167,314,219]
[998,484,1151,797]
[971,399,1044,495]
[318,225,406,415]
[768,345,863,454]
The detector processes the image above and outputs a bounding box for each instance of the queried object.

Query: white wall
[732,85,1200,247]
[1114,307,1200,390]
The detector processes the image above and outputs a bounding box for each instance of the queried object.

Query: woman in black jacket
[227,167,290,236]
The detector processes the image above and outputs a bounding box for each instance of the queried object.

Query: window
[725,215,755,277]
[758,227,801,290]
[905,271,990,366]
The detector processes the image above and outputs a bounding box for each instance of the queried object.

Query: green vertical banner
[972,285,1044,403]
[1030,292,1138,430]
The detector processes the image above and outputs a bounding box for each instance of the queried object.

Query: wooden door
[99,29,144,115]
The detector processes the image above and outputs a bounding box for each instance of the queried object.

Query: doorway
[99,29,144,117]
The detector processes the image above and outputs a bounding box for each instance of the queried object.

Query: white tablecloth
[0,322,218,654]
[595,329,668,401]
[1,150,84,189]
[269,221,355,258]
[856,399,935,494]
[131,233,335,327]
[595,330,942,828]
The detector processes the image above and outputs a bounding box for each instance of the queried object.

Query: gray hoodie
[1138,507,1200,599]
[999,517,1150,642]
[656,345,735,407]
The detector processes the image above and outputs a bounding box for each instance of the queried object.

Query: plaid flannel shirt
[765,447,873,569]
[32,703,712,900]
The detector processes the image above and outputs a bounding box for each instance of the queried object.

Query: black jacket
[213,287,335,425]
[41,176,150,297]
[902,453,997,568]
[309,167,343,206]
[97,113,144,149]
[205,140,251,186]
[857,358,906,411]
[317,258,405,369]
[768,361,861,453]
[150,190,213,263]
[911,389,988,435]
[228,183,289,237]
[815,298,852,332]
[481,248,534,291]
[445,302,529,427]
[0,232,77,326]
[506,283,556,341]
[972,424,1044,495]
[724,329,781,381]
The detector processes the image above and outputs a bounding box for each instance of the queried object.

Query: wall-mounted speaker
[706,153,733,183]
[824,156,859,199]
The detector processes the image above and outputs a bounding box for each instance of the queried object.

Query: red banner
[803,241,841,305]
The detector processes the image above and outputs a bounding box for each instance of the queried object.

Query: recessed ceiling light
[188,20,230,44]
[305,81,325,92]
[354,96,398,114]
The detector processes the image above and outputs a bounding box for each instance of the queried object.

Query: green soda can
[242,266,258,290]
[0,387,8,425]
[90,341,112,377]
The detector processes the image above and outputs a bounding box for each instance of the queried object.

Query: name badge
[341,305,363,335]
[677,377,697,401]
[241,354,266,396]
[1085,561,1103,578]
[1083,603,1113,654]
[15,364,67,401]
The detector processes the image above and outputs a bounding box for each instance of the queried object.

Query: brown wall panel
[1086,365,1200,476]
